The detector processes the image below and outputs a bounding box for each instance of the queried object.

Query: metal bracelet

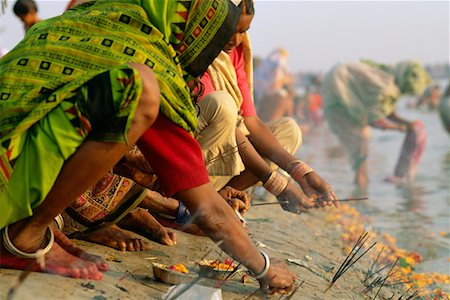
[249,251,270,279]
[2,225,54,259]
[54,214,65,230]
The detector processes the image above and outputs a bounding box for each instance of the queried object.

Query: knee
[272,117,302,153]
[284,117,302,152]
[130,63,160,127]
[200,91,238,125]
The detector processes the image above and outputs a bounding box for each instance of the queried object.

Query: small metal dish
[152,263,194,285]
[197,260,236,280]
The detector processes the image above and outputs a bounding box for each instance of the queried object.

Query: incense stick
[319,197,369,202]
[252,197,369,207]
[325,230,376,292]
[372,257,399,299]
[252,201,288,207]
[204,141,246,166]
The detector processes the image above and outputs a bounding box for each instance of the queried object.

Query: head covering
[176,0,240,77]
[392,61,431,95]
[0,0,239,146]
[253,47,291,99]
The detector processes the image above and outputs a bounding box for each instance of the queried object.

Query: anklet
[2,225,54,269]
[54,214,65,230]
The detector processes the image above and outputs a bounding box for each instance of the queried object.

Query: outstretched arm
[228,128,316,213]
[371,112,412,132]
[244,116,338,207]
[177,183,296,293]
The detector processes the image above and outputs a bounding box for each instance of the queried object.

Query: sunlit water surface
[296,95,450,274]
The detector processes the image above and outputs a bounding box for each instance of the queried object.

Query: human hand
[277,181,316,214]
[398,123,411,132]
[298,172,339,208]
[113,148,156,189]
[258,260,296,295]
[218,186,250,214]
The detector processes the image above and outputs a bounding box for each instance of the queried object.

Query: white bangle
[54,214,64,230]
[249,251,270,279]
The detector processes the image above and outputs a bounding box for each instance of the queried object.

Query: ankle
[6,218,49,248]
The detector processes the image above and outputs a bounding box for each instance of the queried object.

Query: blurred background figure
[415,84,442,110]
[321,60,431,188]
[13,0,41,32]
[438,82,450,134]
[295,73,324,127]
[254,48,296,122]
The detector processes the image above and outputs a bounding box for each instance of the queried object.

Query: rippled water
[296,95,450,274]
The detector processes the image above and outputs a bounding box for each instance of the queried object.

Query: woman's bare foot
[139,190,178,215]
[154,215,205,236]
[53,229,109,271]
[118,208,177,246]
[1,225,102,280]
[75,224,153,252]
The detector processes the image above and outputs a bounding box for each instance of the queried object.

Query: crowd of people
[0,0,443,296]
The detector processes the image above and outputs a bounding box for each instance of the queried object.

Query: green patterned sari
[0,0,239,228]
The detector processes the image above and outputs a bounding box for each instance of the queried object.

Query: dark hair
[13,0,37,16]
[239,0,254,15]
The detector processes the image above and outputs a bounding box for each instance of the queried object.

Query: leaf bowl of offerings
[197,259,237,280]
[152,263,194,285]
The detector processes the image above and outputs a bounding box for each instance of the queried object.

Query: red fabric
[394,120,426,179]
[200,45,257,117]
[307,93,323,111]
[65,0,77,10]
[230,45,256,117]
[137,114,210,197]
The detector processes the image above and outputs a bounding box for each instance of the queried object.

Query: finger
[235,199,246,211]
[229,199,244,211]
[241,193,251,208]
[230,200,239,211]
[332,194,340,208]
[270,288,289,295]
[323,190,339,208]
[303,198,316,208]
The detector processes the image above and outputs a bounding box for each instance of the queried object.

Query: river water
[296,94,450,274]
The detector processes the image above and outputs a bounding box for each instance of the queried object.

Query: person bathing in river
[321,60,431,188]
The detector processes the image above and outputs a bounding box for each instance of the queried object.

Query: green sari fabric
[1,0,238,139]
[392,61,431,96]
[0,0,239,226]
